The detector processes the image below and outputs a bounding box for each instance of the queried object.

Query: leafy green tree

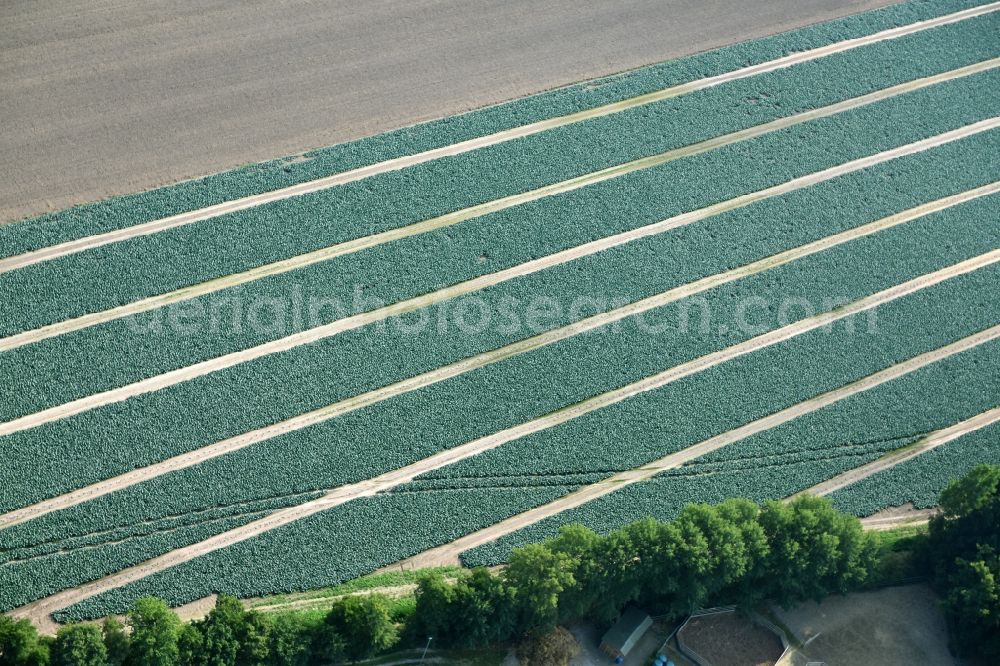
[191,596,241,666]
[758,495,876,606]
[412,572,456,646]
[929,463,1000,580]
[176,625,203,666]
[938,463,1000,517]
[235,611,270,666]
[449,568,517,648]
[614,517,677,611]
[515,626,579,666]
[928,464,1000,660]
[179,596,270,666]
[100,619,129,666]
[126,598,181,666]
[323,595,397,662]
[942,546,1000,661]
[51,625,108,666]
[504,543,576,635]
[305,617,344,666]
[264,613,323,666]
[655,501,764,615]
[715,499,770,609]
[0,616,51,666]
[545,525,605,623]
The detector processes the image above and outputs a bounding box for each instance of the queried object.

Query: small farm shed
[600,606,653,660]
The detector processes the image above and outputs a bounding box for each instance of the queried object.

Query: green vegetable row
[51,485,579,620]
[5,119,999,423]
[10,237,999,558]
[0,509,274,612]
[51,308,1000,618]
[828,421,1000,515]
[4,194,997,515]
[0,0,985,253]
[0,491,322,563]
[2,30,997,339]
[460,339,1000,565]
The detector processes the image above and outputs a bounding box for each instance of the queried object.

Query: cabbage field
[1,0,998,626]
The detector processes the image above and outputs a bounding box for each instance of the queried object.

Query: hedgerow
[10,257,999,585]
[0,0,985,255]
[4,203,997,518]
[460,340,1000,565]
[52,486,580,621]
[4,125,999,424]
[828,421,1000,516]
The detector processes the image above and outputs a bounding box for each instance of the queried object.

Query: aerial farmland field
[1,0,998,632]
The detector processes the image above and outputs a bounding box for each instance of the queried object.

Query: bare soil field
[0,0,895,222]
[773,584,956,665]
[679,611,784,666]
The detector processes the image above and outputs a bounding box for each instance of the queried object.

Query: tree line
[925,464,1000,661]
[3,471,997,665]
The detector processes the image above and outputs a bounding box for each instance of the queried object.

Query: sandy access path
[804,405,1000,497]
[4,0,992,263]
[10,252,999,627]
[4,182,995,529]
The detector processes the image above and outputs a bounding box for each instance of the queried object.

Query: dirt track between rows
[807,405,1000,496]
[11,253,999,628]
[5,183,995,530]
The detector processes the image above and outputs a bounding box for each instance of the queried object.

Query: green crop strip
[459,340,1000,565]
[828,421,1000,516]
[48,486,578,620]
[0,492,322,565]
[0,510,276,613]
[3,191,998,516]
[50,330,1000,619]
[8,243,999,563]
[1,22,997,338]
[0,0,988,253]
[3,75,1000,425]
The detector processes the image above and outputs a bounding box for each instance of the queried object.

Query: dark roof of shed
[600,606,650,649]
